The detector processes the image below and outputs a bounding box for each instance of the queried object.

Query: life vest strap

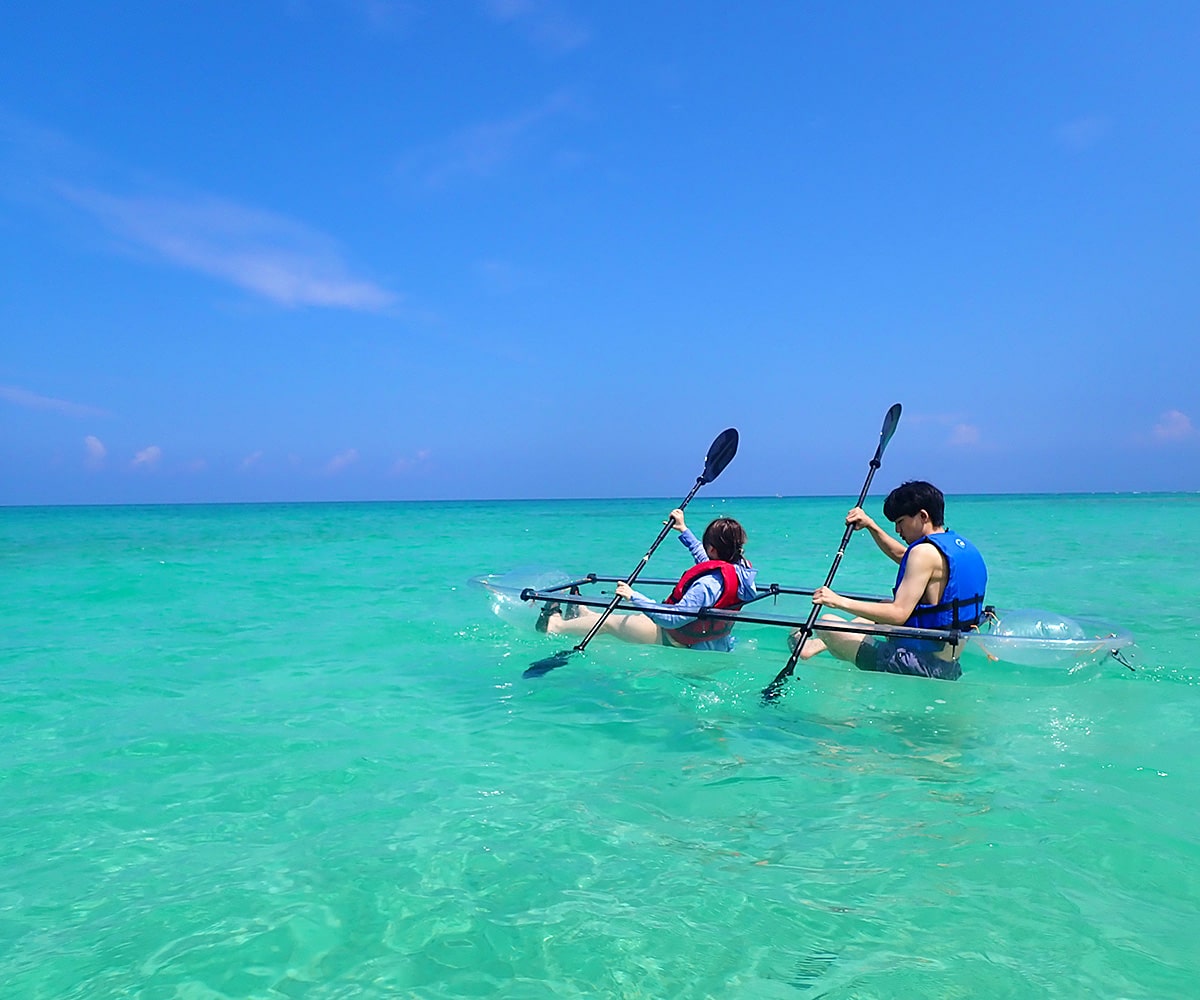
[914,593,985,629]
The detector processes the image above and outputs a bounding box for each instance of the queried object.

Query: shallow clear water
[2,495,1197,998]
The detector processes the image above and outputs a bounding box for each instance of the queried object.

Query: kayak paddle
[524,427,739,678]
[761,403,902,702]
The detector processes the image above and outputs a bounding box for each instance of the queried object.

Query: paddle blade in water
[701,428,739,484]
[524,649,576,678]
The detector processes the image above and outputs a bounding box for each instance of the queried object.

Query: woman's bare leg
[545,608,662,645]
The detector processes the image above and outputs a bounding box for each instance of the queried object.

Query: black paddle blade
[523,649,576,678]
[876,404,902,459]
[701,428,739,484]
[761,665,798,702]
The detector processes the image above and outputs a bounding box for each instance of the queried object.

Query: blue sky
[2,2,1198,505]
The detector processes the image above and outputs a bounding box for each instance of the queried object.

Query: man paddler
[792,481,987,680]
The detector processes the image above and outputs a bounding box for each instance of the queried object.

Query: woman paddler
[537,510,757,651]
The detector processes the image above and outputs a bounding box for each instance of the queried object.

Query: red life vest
[662,559,745,647]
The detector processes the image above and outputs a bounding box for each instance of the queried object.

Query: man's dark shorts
[854,638,962,681]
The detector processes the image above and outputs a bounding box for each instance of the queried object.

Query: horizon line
[4,489,1198,511]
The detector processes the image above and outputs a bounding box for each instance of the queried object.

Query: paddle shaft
[570,476,706,653]
[762,404,901,699]
[766,457,884,685]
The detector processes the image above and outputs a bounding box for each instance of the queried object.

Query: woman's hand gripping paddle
[761,404,902,702]
[524,428,739,678]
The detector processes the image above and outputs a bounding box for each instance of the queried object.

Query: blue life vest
[894,530,987,630]
[663,560,745,647]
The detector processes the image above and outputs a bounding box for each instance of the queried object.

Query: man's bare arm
[812,545,939,624]
[846,507,907,563]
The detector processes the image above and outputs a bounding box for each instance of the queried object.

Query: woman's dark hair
[702,517,747,563]
[882,481,945,527]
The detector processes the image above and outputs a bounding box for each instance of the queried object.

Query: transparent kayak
[473,570,1136,672]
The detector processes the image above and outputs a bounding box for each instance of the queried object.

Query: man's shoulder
[902,539,945,573]
[912,535,946,554]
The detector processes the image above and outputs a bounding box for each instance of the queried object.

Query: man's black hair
[882,481,945,527]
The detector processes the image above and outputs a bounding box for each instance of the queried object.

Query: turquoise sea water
[2,495,1198,999]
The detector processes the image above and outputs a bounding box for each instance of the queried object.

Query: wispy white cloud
[325,448,360,474]
[83,435,107,469]
[1,383,109,418]
[393,448,431,473]
[906,411,983,447]
[477,257,531,294]
[948,423,981,447]
[1056,115,1110,152]
[1153,409,1196,442]
[483,0,589,53]
[401,91,576,188]
[62,188,397,310]
[354,0,419,32]
[241,450,264,470]
[132,445,162,468]
[3,111,396,311]
[184,458,208,473]
[905,412,958,426]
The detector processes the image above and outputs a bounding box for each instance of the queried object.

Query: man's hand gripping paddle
[761,404,902,702]
[524,428,739,678]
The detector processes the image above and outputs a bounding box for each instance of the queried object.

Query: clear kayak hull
[470,568,573,629]
[964,608,1134,668]
[475,569,1137,672]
